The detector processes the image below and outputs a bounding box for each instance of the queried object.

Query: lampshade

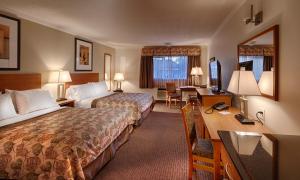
[190,67,203,75]
[227,69,261,96]
[230,131,261,155]
[258,71,274,96]
[114,73,124,81]
[48,70,72,83]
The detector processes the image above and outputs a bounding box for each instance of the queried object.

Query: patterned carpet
[95,112,188,180]
[96,103,212,180]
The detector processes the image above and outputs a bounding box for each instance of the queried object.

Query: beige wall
[115,46,208,99]
[209,0,300,135]
[0,17,115,97]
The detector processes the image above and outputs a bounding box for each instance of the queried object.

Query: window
[239,56,264,81]
[153,56,188,80]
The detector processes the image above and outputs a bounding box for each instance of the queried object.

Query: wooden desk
[196,88,232,107]
[197,106,271,180]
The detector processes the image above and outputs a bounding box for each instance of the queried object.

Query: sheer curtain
[153,56,188,88]
[239,56,264,81]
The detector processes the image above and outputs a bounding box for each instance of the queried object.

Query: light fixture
[243,4,263,26]
[48,70,72,101]
[114,73,124,92]
[258,69,274,96]
[227,67,261,124]
[190,67,203,86]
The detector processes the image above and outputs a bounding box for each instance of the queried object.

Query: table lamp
[227,67,261,124]
[114,73,124,92]
[190,67,203,86]
[48,70,72,101]
[258,69,274,96]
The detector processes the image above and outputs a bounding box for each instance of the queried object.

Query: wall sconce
[243,4,263,26]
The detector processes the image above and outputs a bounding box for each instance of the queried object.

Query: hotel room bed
[77,92,154,125]
[0,73,135,179]
[0,107,134,179]
[66,74,155,125]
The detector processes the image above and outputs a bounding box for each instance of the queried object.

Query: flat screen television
[209,57,222,92]
[239,60,253,71]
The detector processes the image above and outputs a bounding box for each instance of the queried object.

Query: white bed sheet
[75,92,115,108]
[0,106,63,127]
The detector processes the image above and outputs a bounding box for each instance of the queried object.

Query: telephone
[205,102,229,114]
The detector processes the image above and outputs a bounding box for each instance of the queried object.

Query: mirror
[238,25,279,101]
[104,53,112,91]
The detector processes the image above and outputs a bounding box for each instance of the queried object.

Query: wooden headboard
[66,73,99,88]
[0,74,41,93]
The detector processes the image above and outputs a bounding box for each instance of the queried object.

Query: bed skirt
[135,101,156,126]
[83,125,133,179]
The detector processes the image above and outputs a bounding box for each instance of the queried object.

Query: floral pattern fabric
[0,107,133,179]
[91,93,154,123]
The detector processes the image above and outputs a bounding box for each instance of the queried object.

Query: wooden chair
[181,103,215,179]
[165,82,181,107]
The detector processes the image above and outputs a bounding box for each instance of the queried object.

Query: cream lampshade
[114,73,124,91]
[227,68,261,123]
[258,70,274,96]
[48,70,72,101]
[114,73,125,81]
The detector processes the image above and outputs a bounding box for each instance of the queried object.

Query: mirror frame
[104,53,112,91]
[237,25,279,101]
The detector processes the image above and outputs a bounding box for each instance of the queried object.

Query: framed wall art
[75,38,93,71]
[0,14,20,70]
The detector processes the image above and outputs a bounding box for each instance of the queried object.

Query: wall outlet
[256,109,265,124]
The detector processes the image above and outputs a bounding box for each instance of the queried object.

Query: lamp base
[234,114,255,125]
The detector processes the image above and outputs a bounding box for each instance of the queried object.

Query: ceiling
[0,0,242,47]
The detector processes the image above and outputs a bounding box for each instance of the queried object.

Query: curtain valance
[142,46,201,56]
[239,45,274,56]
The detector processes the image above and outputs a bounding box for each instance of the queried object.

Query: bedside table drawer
[221,144,241,180]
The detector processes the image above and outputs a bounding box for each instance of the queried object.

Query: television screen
[209,57,222,92]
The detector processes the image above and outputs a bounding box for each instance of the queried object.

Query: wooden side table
[113,89,123,93]
[57,99,75,107]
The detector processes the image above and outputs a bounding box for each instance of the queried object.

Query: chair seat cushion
[169,93,181,98]
[192,138,214,159]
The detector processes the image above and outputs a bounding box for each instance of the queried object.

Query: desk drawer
[221,144,241,180]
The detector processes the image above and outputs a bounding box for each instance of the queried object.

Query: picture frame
[75,38,93,71]
[0,14,20,70]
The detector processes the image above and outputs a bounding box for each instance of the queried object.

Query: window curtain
[153,56,188,88]
[139,56,154,88]
[187,55,201,85]
[263,56,273,71]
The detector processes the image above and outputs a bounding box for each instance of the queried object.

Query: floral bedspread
[0,107,133,179]
[91,93,154,122]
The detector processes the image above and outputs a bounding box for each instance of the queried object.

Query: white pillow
[89,81,108,94]
[71,84,97,101]
[0,94,18,120]
[66,85,79,100]
[5,89,17,112]
[15,89,59,114]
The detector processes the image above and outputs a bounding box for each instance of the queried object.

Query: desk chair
[166,82,181,107]
[181,103,215,179]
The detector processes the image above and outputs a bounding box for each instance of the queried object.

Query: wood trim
[104,53,112,90]
[237,25,279,101]
[0,73,41,92]
[66,73,99,88]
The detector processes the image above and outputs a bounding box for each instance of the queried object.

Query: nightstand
[57,99,75,107]
[113,89,123,93]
